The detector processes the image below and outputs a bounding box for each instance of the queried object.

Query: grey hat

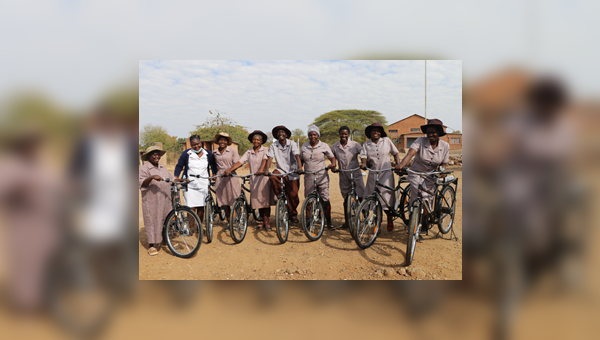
[307,125,320,137]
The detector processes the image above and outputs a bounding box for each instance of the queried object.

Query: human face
[426,127,440,145]
[218,137,228,149]
[148,151,161,166]
[190,138,201,151]
[339,129,349,144]
[308,131,319,145]
[370,129,381,141]
[252,134,263,148]
[276,129,287,142]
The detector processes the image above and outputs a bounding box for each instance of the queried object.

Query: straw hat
[141,145,166,161]
[213,132,233,145]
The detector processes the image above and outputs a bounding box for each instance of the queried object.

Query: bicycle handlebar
[230,173,262,178]
[189,174,223,180]
[267,171,296,177]
[364,167,393,173]
[404,168,453,176]
[302,167,328,175]
[333,167,361,173]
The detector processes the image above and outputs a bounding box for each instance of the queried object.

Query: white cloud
[139,60,462,138]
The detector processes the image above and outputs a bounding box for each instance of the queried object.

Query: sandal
[387,221,394,231]
[148,247,158,256]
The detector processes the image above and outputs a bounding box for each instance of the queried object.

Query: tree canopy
[139,124,179,152]
[309,109,388,144]
[189,110,252,155]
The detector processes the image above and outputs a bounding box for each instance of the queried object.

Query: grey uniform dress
[139,162,175,244]
[299,140,334,201]
[332,140,365,199]
[214,146,242,206]
[238,146,273,208]
[360,137,399,210]
[408,137,449,210]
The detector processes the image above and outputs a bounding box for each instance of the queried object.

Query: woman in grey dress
[397,119,450,233]
[360,123,402,231]
[213,132,242,223]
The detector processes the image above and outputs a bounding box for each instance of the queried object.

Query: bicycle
[267,171,296,244]
[299,167,328,241]
[404,168,458,266]
[332,167,362,238]
[189,174,227,244]
[354,167,411,249]
[162,177,203,258]
[229,173,263,244]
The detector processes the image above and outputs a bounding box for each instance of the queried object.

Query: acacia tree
[139,124,178,151]
[291,128,308,146]
[309,109,388,144]
[189,110,252,154]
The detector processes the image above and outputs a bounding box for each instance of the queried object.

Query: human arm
[174,151,188,178]
[397,148,417,169]
[224,161,243,176]
[263,156,273,175]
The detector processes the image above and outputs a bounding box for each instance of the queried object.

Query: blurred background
[0,1,598,339]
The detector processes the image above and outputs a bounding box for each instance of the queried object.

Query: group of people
[139,119,450,256]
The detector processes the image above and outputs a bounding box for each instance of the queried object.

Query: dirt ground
[139,164,462,280]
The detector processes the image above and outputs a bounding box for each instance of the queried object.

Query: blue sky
[139,60,462,139]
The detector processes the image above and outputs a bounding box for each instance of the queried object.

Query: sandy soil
[139,166,462,280]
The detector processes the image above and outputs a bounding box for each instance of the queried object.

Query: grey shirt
[267,138,300,181]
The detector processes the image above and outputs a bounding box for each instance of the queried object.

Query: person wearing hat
[224,130,274,230]
[174,134,218,224]
[298,125,337,229]
[360,122,402,231]
[263,125,302,223]
[213,132,241,223]
[331,126,366,229]
[140,146,188,256]
[397,118,449,235]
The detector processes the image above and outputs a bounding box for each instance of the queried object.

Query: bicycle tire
[230,199,248,243]
[398,186,411,225]
[301,194,324,241]
[345,193,360,238]
[275,198,289,244]
[252,208,263,222]
[47,246,115,337]
[204,198,214,244]
[163,206,203,258]
[437,186,456,234]
[354,197,382,249]
[406,201,422,266]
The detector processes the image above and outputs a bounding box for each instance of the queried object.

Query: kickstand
[435,228,460,241]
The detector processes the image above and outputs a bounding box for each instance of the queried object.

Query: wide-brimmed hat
[214,132,233,145]
[272,125,291,139]
[141,145,166,161]
[248,130,268,144]
[420,119,446,136]
[365,123,387,138]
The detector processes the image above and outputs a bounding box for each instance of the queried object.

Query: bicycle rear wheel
[275,198,289,244]
[437,186,456,234]
[354,197,382,249]
[345,193,360,238]
[230,199,248,243]
[398,186,411,226]
[301,194,324,241]
[406,201,422,266]
[204,198,214,243]
[163,206,202,258]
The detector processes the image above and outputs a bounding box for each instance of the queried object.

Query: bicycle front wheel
[406,201,422,266]
[345,193,360,238]
[275,198,289,244]
[437,186,456,234]
[163,206,203,258]
[204,198,214,244]
[398,187,411,226]
[230,199,248,243]
[301,195,324,241]
[354,197,382,249]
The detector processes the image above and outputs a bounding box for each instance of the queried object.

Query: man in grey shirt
[264,125,302,223]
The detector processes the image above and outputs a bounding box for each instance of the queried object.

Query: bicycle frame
[364,168,408,219]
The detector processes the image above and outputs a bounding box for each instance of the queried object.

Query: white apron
[183,149,210,207]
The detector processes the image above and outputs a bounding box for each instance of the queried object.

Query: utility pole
[425,60,427,124]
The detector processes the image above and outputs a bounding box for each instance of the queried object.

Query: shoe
[148,247,158,256]
[327,223,336,230]
[291,217,299,223]
[387,221,394,231]
[264,226,272,231]
[338,224,349,230]
[253,226,263,230]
